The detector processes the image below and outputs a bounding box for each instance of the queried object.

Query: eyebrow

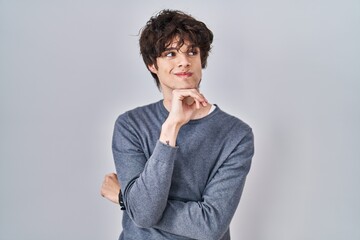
[163,47,178,51]
[163,45,198,52]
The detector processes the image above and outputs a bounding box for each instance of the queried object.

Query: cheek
[195,62,202,74]
[160,63,173,73]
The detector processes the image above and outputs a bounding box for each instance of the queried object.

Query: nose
[177,53,191,68]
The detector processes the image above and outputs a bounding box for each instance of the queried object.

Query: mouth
[174,72,193,78]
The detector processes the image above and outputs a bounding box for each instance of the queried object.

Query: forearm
[153,181,246,240]
[120,141,178,228]
[159,120,181,147]
[125,109,183,223]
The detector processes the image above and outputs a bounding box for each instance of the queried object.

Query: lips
[175,72,193,77]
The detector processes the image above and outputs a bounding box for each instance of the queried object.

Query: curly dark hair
[139,9,214,89]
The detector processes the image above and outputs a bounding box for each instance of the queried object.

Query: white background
[1,0,359,239]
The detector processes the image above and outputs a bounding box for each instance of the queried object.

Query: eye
[164,51,176,57]
[188,49,199,56]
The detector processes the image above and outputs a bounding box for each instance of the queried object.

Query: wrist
[118,189,126,210]
[159,121,181,147]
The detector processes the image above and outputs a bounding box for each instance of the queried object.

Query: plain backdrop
[1,0,359,239]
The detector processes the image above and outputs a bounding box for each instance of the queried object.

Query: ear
[148,64,158,74]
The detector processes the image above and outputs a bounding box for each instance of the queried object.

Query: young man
[101,9,254,240]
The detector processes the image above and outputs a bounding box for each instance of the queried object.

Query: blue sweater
[112,100,254,240]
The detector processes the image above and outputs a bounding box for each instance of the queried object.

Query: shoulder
[116,100,162,122]
[209,106,254,153]
[214,106,252,135]
[216,107,254,157]
[114,100,166,132]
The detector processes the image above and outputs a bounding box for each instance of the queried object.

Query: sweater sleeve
[112,113,178,228]
[153,129,254,240]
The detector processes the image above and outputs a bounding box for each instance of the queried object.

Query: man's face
[148,38,202,93]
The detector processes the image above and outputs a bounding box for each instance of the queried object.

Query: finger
[195,98,201,109]
[182,89,206,104]
[106,173,116,178]
[172,89,208,110]
[193,97,207,109]
[184,96,194,105]
[192,91,208,105]
[199,93,208,106]
[111,173,118,180]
